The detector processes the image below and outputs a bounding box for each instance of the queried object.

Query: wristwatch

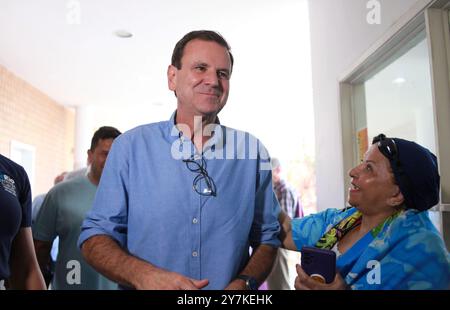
[236,274,258,290]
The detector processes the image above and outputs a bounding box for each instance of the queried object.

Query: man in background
[33,126,121,289]
[32,167,89,287]
[31,171,66,287]
[266,157,303,290]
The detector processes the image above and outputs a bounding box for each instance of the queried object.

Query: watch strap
[236,274,258,290]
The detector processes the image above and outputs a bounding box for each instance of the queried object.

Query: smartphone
[301,246,336,284]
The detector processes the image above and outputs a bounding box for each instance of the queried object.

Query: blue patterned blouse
[292,207,450,289]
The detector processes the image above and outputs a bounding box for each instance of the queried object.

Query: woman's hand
[294,264,348,290]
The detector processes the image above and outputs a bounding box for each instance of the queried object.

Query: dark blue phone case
[301,246,336,284]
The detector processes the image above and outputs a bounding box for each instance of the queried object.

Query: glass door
[353,31,435,161]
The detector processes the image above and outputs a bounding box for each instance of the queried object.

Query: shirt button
[192,251,198,257]
[192,218,198,224]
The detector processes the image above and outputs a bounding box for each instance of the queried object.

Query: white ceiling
[1,0,315,162]
[0,0,303,108]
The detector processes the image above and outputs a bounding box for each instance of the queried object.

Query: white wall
[308,0,421,211]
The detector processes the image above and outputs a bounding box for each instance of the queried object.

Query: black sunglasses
[183,156,217,197]
[372,134,414,208]
[373,134,399,163]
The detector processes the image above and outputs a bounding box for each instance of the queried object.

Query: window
[353,31,435,162]
[10,140,36,197]
[351,30,440,231]
[340,1,450,248]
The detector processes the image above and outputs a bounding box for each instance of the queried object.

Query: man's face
[167,39,231,119]
[272,166,281,184]
[87,138,114,182]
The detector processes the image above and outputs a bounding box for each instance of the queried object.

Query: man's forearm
[81,235,155,289]
[239,244,277,284]
[33,239,52,271]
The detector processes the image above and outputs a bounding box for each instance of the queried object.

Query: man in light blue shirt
[78,30,280,290]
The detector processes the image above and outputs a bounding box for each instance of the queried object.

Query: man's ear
[388,185,405,207]
[87,149,93,165]
[167,65,177,91]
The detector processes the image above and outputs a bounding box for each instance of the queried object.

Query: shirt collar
[166,110,226,155]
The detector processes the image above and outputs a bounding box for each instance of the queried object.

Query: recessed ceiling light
[392,77,406,84]
[114,30,133,38]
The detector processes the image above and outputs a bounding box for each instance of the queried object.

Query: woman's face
[347,144,403,215]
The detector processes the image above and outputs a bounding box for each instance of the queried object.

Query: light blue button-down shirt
[78,112,280,289]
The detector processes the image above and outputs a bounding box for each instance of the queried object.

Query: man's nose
[204,70,219,86]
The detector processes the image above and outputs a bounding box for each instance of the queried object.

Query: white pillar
[74,105,94,169]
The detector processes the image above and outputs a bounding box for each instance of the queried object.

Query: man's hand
[135,267,209,290]
[294,264,348,290]
[81,235,208,290]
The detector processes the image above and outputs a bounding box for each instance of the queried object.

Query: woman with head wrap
[280,134,450,289]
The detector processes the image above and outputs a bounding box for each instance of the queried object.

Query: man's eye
[365,164,372,171]
[218,71,230,80]
[195,66,206,71]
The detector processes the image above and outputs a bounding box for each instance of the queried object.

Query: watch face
[247,278,258,290]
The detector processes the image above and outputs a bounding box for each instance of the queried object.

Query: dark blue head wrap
[372,134,440,211]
